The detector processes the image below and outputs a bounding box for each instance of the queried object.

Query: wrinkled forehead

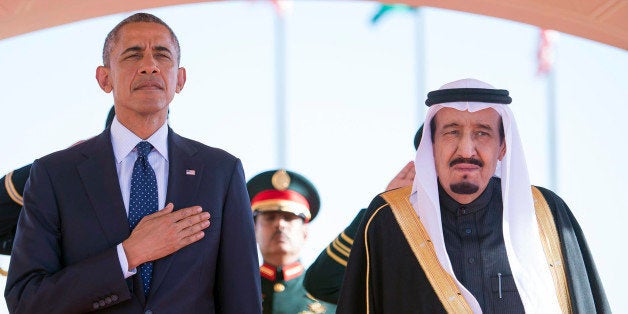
[432,106,502,126]
[115,22,177,51]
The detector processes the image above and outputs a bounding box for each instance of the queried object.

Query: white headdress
[411,78,560,313]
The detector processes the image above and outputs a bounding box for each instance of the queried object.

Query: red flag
[537,29,557,76]
[248,0,292,16]
[270,0,292,16]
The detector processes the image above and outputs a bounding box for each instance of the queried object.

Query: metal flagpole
[547,65,558,191]
[540,29,559,191]
[537,28,558,190]
[274,6,287,168]
[414,7,426,126]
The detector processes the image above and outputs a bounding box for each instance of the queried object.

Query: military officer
[248,169,336,314]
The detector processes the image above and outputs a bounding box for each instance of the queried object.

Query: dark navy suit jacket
[5,128,262,313]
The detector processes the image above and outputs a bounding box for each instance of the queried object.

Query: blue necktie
[128,141,158,297]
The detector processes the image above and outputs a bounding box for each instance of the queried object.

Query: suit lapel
[79,130,147,305]
[150,129,204,298]
[77,130,130,246]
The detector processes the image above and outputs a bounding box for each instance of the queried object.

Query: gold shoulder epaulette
[4,171,24,206]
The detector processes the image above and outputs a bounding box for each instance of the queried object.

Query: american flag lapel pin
[185,169,196,176]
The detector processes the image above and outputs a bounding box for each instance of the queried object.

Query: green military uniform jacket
[261,261,336,314]
[303,209,366,304]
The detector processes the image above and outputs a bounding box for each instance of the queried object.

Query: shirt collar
[110,116,169,163]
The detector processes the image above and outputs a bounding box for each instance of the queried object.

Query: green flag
[371,4,417,24]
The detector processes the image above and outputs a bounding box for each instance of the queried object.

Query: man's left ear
[176,67,186,93]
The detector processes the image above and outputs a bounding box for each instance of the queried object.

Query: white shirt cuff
[117,243,137,279]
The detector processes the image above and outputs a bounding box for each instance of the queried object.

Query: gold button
[309,302,326,313]
[273,283,285,292]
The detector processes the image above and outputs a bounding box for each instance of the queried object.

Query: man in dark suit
[5,13,261,313]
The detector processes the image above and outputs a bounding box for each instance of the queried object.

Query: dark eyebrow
[475,123,494,131]
[154,46,173,55]
[120,46,172,56]
[441,122,460,129]
[121,46,143,55]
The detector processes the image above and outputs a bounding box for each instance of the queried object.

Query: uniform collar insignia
[260,261,304,282]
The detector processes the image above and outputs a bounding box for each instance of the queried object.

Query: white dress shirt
[110,117,169,278]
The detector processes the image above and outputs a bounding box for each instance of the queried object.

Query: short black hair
[102,13,181,67]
